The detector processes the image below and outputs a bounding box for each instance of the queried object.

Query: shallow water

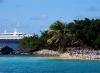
[0,56,100,73]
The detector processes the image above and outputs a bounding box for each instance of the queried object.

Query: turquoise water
[0,56,100,73]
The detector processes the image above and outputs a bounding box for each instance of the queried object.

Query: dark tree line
[19,18,100,52]
[67,18,100,49]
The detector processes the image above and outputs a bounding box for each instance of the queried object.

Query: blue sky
[0,0,100,34]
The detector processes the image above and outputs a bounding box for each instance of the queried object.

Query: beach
[59,53,100,60]
[31,49,100,60]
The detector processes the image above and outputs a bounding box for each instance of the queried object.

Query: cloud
[30,14,49,21]
[88,6,99,12]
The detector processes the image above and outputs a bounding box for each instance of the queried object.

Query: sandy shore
[59,53,100,60]
[32,49,100,60]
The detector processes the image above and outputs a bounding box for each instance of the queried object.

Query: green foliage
[50,21,66,32]
[68,18,100,49]
[39,30,52,49]
[19,34,41,51]
[19,18,100,52]
[93,34,100,49]
[48,21,75,52]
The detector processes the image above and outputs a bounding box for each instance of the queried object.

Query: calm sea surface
[0,56,100,73]
[0,40,19,49]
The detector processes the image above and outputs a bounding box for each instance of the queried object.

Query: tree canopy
[19,18,100,52]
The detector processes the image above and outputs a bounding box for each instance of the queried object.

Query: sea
[0,56,100,73]
[0,39,19,49]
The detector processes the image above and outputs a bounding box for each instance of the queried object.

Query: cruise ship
[0,29,31,48]
[0,29,29,40]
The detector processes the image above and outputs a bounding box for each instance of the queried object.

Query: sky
[0,0,100,34]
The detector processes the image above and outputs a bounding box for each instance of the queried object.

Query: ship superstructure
[0,29,29,40]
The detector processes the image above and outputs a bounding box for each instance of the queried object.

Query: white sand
[59,53,100,60]
[33,49,100,60]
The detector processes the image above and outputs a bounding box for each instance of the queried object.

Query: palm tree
[47,21,71,52]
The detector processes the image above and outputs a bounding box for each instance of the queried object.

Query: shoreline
[32,49,100,60]
[0,49,100,60]
[59,53,100,60]
[0,54,100,60]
